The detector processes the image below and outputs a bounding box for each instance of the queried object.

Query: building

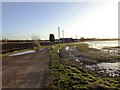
[60,38,74,43]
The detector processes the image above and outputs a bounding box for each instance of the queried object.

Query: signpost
[58,27,60,47]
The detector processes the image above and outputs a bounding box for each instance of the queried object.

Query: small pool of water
[9,50,35,56]
[97,62,120,70]
[86,62,120,77]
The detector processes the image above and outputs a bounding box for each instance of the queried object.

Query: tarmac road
[2,48,50,89]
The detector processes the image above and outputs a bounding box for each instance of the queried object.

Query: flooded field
[64,41,120,77]
[86,62,120,77]
[50,43,120,89]
[82,40,119,49]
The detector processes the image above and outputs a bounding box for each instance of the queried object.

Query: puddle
[86,62,120,77]
[9,50,35,56]
[97,62,119,70]
[65,47,69,51]
[65,46,79,60]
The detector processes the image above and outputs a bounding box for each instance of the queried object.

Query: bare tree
[31,35,41,52]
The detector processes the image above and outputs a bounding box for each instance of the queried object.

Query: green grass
[48,43,120,89]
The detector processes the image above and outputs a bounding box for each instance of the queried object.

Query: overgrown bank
[48,43,120,89]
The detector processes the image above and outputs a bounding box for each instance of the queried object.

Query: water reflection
[86,62,120,77]
[81,40,119,49]
[98,62,119,70]
[9,50,35,56]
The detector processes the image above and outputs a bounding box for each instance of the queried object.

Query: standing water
[80,40,120,77]
[81,40,119,49]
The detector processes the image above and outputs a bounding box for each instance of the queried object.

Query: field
[1,41,54,54]
[48,43,120,89]
[2,42,34,54]
[1,41,120,89]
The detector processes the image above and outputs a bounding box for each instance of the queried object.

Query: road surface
[2,48,50,89]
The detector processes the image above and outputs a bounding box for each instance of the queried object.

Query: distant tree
[49,34,55,42]
[80,37,85,41]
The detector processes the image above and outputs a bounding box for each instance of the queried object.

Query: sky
[2,0,118,40]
